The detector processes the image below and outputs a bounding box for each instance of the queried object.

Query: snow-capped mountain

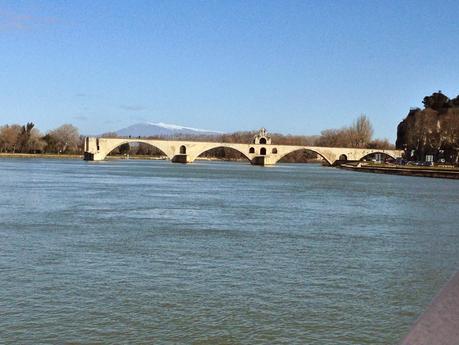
[115,122,222,137]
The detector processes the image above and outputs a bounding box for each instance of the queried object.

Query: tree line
[1,115,393,161]
[0,123,82,154]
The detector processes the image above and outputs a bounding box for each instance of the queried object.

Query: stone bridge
[83,129,403,166]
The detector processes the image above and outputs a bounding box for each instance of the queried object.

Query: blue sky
[1,0,458,140]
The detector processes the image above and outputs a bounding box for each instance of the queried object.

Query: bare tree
[48,124,80,153]
[349,114,373,148]
[368,138,394,149]
[316,129,343,147]
[0,124,22,152]
[28,128,46,153]
[315,115,375,148]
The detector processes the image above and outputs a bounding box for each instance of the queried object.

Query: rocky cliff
[396,92,459,162]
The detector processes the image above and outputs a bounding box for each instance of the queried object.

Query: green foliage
[422,91,450,110]
[17,122,34,152]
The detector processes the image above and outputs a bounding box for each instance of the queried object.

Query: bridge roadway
[83,137,403,166]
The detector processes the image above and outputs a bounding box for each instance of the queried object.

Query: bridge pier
[84,152,94,161]
[84,152,106,161]
[251,155,277,166]
[171,154,192,163]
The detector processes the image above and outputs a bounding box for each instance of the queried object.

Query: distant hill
[115,122,223,137]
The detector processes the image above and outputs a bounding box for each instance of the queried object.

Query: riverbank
[0,153,83,159]
[341,162,459,179]
[0,153,170,161]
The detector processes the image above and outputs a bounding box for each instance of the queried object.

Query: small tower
[252,128,272,145]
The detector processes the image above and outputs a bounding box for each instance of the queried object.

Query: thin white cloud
[0,10,56,32]
[73,115,89,121]
[120,105,147,112]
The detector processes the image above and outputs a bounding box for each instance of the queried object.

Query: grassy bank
[0,153,83,159]
[0,153,247,162]
[0,153,167,160]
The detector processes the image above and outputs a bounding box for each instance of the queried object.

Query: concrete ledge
[341,164,459,179]
[401,271,459,345]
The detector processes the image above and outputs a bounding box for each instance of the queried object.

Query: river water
[1,158,459,344]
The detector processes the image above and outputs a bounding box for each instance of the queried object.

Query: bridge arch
[359,151,397,162]
[103,140,171,160]
[275,148,333,165]
[190,144,252,163]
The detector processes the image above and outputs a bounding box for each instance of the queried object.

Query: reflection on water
[1,159,459,344]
